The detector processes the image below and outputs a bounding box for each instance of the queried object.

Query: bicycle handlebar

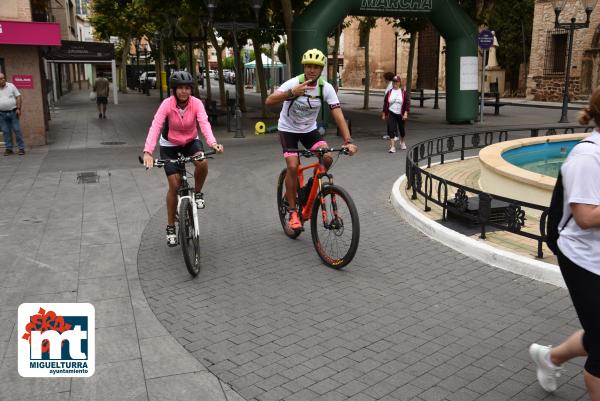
[285,147,350,158]
[138,148,217,168]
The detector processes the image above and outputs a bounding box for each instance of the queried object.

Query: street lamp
[552,0,598,123]
[204,0,264,138]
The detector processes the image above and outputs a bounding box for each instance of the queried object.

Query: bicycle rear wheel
[179,198,200,276]
[310,185,360,269]
[277,168,302,239]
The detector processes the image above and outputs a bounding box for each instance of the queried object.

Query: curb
[390,175,565,288]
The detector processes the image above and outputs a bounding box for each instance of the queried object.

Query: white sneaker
[382,135,390,139]
[400,141,407,150]
[195,192,205,209]
[529,344,562,392]
[388,146,396,153]
[392,137,398,142]
[166,225,178,247]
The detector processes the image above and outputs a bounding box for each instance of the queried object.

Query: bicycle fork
[176,194,200,238]
[317,175,340,230]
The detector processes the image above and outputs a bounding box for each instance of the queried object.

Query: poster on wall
[460,56,478,91]
[13,75,33,89]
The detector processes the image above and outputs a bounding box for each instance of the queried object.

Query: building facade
[0,0,61,147]
[340,18,446,91]
[528,0,600,101]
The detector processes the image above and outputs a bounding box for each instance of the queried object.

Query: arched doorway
[292,0,478,123]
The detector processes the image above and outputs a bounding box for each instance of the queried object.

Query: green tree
[395,17,429,93]
[277,42,286,64]
[485,1,534,94]
[91,0,153,93]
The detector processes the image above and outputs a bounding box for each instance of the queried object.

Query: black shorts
[159,139,204,177]
[279,129,328,158]
[96,96,108,105]
[558,248,600,377]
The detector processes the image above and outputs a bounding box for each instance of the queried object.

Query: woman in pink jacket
[142,71,224,246]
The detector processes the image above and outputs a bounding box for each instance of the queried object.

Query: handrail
[405,125,593,259]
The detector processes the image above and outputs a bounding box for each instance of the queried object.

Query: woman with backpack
[529,87,600,400]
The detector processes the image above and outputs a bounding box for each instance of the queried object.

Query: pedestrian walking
[93,71,110,119]
[381,75,409,153]
[382,71,394,140]
[529,86,600,400]
[0,73,25,156]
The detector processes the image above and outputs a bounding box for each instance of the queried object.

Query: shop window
[544,29,568,75]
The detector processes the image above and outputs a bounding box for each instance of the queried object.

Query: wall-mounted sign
[13,75,33,89]
[45,41,114,61]
[360,0,433,12]
[0,20,61,46]
[460,57,478,91]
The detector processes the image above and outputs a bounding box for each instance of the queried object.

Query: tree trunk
[252,38,268,118]
[332,25,341,92]
[405,32,417,93]
[363,29,371,109]
[281,0,293,78]
[203,40,212,103]
[188,39,199,98]
[209,32,226,107]
[121,36,129,93]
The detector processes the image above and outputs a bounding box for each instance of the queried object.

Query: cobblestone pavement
[138,100,590,400]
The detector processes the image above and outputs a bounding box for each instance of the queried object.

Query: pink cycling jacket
[144,96,216,154]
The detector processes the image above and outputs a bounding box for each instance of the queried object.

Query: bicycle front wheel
[277,168,302,239]
[310,185,360,269]
[179,198,200,276]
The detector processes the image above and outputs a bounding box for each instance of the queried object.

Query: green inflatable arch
[292,0,478,124]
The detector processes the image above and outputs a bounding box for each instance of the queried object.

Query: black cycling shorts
[279,129,327,158]
[159,139,204,177]
[558,248,600,377]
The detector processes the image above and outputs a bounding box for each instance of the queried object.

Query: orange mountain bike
[276,148,360,269]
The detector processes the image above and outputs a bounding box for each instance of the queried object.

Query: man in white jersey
[266,48,357,230]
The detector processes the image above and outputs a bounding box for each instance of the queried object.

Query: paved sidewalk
[0,89,244,401]
[0,85,590,401]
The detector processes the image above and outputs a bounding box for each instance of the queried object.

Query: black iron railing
[405,125,593,258]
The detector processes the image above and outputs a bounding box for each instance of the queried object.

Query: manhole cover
[76,172,99,184]
[100,141,126,145]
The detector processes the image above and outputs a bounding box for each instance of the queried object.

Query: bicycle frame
[297,155,333,222]
[174,163,200,238]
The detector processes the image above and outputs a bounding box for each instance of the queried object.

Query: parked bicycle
[139,149,216,276]
[276,148,360,269]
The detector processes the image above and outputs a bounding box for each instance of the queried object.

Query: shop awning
[245,54,284,69]
[45,41,115,62]
[0,20,61,46]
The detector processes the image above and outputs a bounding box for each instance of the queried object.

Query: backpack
[287,74,326,122]
[546,140,594,255]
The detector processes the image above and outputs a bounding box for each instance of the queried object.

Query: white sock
[544,349,559,368]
